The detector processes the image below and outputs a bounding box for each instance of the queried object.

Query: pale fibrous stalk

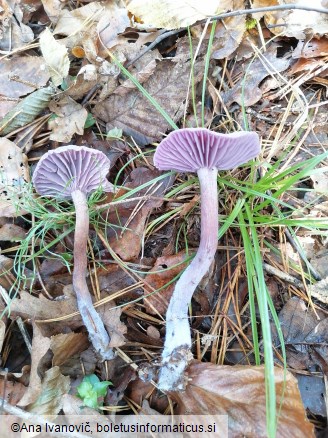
[71,190,113,360]
[158,167,218,390]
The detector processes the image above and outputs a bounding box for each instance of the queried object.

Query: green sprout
[77,374,112,409]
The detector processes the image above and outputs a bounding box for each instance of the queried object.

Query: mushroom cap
[33,145,113,199]
[154,128,260,172]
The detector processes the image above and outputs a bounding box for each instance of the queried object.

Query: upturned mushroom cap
[33,145,113,199]
[154,128,260,172]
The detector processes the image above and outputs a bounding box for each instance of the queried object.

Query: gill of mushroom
[153,128,261,391]
[32,145,115,361]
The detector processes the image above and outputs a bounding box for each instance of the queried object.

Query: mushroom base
[158,346,193,391]
[77,296,115,361]
[158,310,193,390]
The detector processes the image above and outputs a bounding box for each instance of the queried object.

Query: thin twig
[263,263,304,289]
[0,398,90,438]
[16,317,32,354]
[209,4,328,23]
[125,29,182,68]
[124,4,328,76]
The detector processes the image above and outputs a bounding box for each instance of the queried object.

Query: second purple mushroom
[33,145,115,361]
[154,128,260,391]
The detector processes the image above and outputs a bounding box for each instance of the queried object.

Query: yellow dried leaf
[127,0,231,30]
[39,28,70,86]
[0,138,29,217]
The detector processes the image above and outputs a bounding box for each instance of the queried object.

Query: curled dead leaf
[0,138,29,218]
[144,251,191,315]
[127,0,231,30]
[173,361,314,438]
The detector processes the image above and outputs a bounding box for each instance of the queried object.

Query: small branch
[0,398,90,438]
[263,263,305,289]
[125,29,182,68]
[209,4,328,23]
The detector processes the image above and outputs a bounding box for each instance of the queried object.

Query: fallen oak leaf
[0,56,50,98]
[51,332,89,367]
[0,138,29,217]
[211,0,246,60]
[93,59,204,146]
[39,28,70,87]
[144,251,191,315]
[17,322,51,407]
[48,96,88,142]
[173,361,314,438]
[104,167,173,260]
[2,289,83,332]
[26,366,70,416]
[0,85,55,136]
[127,0,231,30]
[0,379,26,406]
[221,44,290,107]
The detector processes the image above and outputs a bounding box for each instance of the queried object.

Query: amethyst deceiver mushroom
[154,128,260,390]
[33,145,115,360]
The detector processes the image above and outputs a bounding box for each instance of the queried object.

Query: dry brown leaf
[114,51,161,96]
[0,98,17,119]
[62,394,111,438]
[105,167,173,260]
[0,319,5,354]
[289,57,327,75]
[310,249,328,278]
[297,374,326,417]
[94,59,202,145]
[27,366,70,415]
[127,0,231,30]
[127,378,169,413]
[293,37,328,59]
[0,0,34,51]
[17,322,51,407]
[253,0,328,38]
[0,256,15,290]
[221,44,290,107]
[53,1,129,62]
[309,276,328,304]
[97,2,130,52]
[51,332,89,367]
[0,56,50,98]
[273,297,320,345]
[211,0,246,60]
[0,138,29,218]
[98,299,126,349]
[53,2,105,36]
[48,96,88,142]
[59,347,97,378]
[0,378,27,406]
[144,251,191,315]
[5,289,83,332]
[66,65,99,100]
[41,0,64,24]
[174,361,315,438]
[0,220,26,241]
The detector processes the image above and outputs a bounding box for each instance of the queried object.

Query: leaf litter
[1,0,328,436]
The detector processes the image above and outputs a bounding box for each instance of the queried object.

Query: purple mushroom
[33,145,115,360]
[154,128,260,390]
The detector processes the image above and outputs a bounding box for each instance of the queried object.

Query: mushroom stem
[71,190,113,360]
[158,167,219,390]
